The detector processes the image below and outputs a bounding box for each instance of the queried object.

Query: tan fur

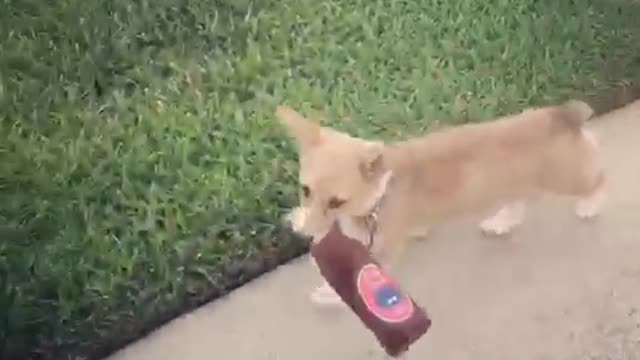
[275,101,605,272]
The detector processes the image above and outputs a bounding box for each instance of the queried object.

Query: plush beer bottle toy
[310,222,431,357]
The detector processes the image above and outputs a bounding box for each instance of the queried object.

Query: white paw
[576,187,605,220]
[576,201,598,219]
[479,202,526,236]
[410,225,431,240]
[285,207,308,233]
[480,215,516,236]
[310,284,343,306]
[581,128,599,148]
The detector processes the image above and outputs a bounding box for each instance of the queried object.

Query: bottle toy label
[356,263,414,323]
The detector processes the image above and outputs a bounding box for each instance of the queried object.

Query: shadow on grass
[1,0,640,359]
[577,0,640,113]
[77,224,308,360]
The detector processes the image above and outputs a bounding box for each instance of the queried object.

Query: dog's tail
[554,99,595,130]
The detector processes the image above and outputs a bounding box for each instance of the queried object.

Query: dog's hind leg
[576,180,605,219]
[574,129,606,220]
[540,127,606,220]
[479,201,527,236]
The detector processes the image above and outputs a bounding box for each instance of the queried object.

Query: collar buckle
[364,201,381,250]
[361,170,392,251]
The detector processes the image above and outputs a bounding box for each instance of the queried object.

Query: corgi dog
[275,100,605,305]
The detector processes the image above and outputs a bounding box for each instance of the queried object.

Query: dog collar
[362,171,393,250]
[363,200,381,250]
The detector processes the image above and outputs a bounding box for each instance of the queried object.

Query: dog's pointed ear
[359,142,385,180]
[275,105,322,150]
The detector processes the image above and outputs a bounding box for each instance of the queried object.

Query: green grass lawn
[1,0,638,358]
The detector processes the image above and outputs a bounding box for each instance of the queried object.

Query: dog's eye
[328,197,347,209]
[301,185,311,198]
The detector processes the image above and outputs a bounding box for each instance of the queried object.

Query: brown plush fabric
[310,222,431,357]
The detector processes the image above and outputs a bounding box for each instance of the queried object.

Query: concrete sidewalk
[108,101,640,360]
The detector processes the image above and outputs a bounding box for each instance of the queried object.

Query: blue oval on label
[375,285,402,308]
[357,264,414,323]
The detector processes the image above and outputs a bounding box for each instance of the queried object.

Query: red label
[356,264,414,323]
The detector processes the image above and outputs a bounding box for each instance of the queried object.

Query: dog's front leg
[308,256,343,306]
[371,223,412,271]
[307,216,370,306]
[284,207,342,305]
